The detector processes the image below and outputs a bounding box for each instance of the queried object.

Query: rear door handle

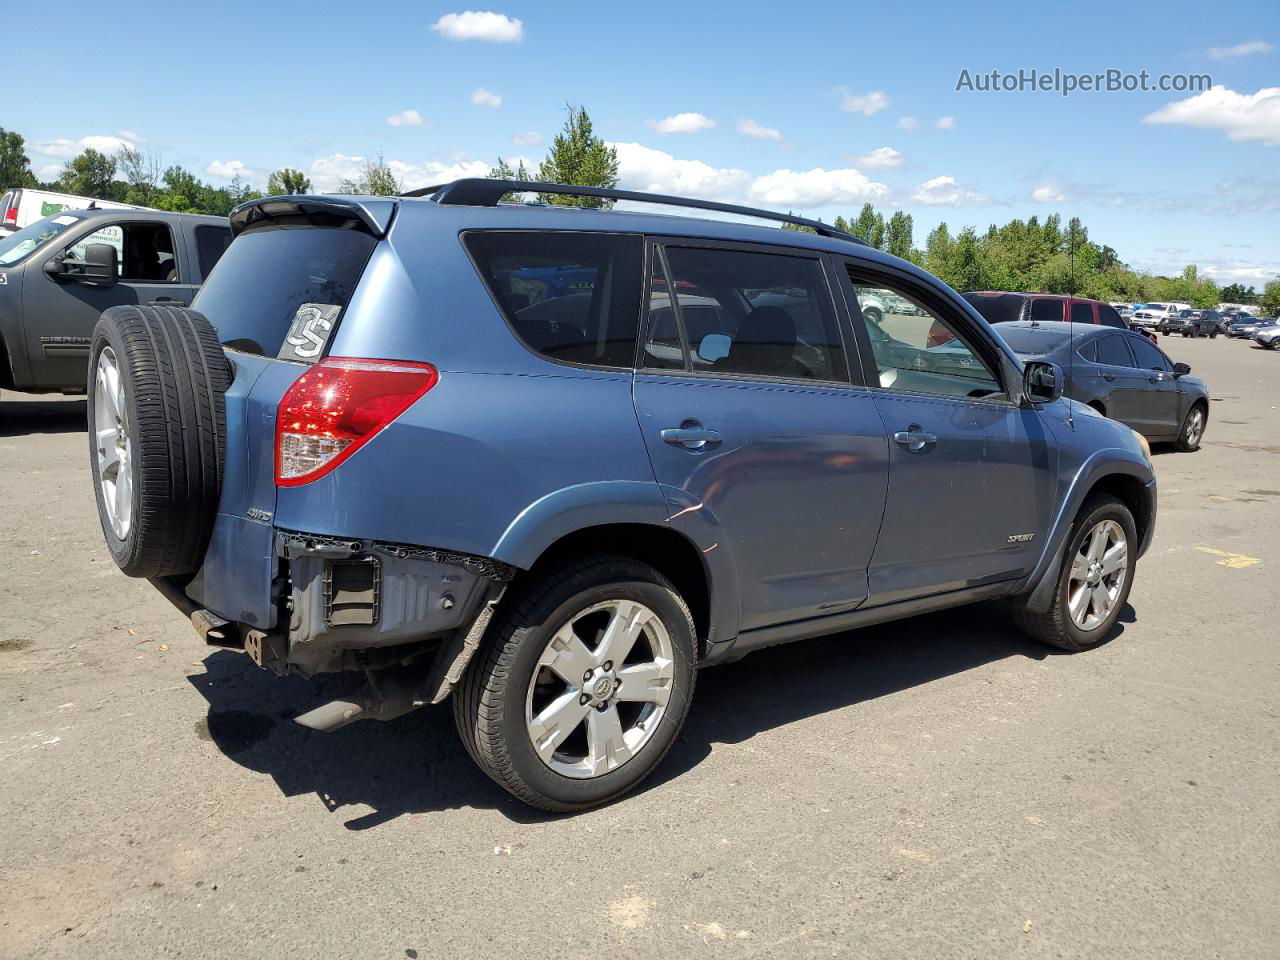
[1102,373,1116,381]
[893,424,937,453]
[661,423,722,450]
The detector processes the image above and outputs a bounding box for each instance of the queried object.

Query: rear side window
[1070,301,1093,324]
[465,231,644,369]
[1030,299,1064,323]
[194,225,232,279]
[645,245,847,382]
[1097,304,1125,328]
[191,223,377,359]
[1095,334,1134,367]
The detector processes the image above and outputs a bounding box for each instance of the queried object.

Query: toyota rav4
[87,180,1157,811]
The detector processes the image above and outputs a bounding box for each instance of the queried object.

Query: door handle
[893,424,937,453]
[1102,373,1116,381]
[661,422,722,450]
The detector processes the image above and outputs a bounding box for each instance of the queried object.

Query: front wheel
[1011,495,1137,651]
[454,556,697,812]
[1176,403,1206,451]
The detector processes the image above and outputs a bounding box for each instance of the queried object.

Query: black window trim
[459,228,646,375]
[60,218,182,285]
[838,259,1016,407]
[637,234,854,388]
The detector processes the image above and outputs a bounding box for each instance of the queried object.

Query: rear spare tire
[88,305,230,578]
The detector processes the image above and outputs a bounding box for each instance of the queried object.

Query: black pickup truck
[0,208,229,393]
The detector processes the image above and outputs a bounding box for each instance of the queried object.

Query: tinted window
[1078,339,1097,362]
[467,232,643,368]
[647,246,846,381]
[1030,299,1064,323]
[1070,301,1093,324]
[1097,304,1125,328]
[67,221,178,283]
[192,223,377,358]
[1095,334,1134,367]
[851,275,1002,399]
[962,292,1025,325]
[996,326,1071,355]
[1129,337,1172,371]
[195,225,232,278]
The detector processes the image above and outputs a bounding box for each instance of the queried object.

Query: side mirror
[697,333,731,363]
[45,243,118,285]
[1023,360,1063,404]
[1173,362,1191,376]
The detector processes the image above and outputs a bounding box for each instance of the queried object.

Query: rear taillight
[2,200,16,225]
[275,357,438,486]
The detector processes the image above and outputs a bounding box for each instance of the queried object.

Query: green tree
[338,154,400,196]
[116,146,162,207]
[1219,282,1256,305]
[0,127,38,189]
[945,228,984,291]
[156,165,202,212]
[266,168,311,195]
[885,211,913,260]
[924,222,953,278]
[851,203,886,248]
[1257,278,1280,316]
[58,148,117,198]
[535,105,619,207]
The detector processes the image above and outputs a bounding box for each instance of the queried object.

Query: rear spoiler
[229,196,397,238]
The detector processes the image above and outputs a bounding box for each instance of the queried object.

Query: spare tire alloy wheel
[1066,519,1128,632]
[526,599,675,779]
[88,305,230,579]
[93,346,133,540]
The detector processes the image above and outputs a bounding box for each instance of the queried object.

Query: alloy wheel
[93,347,133,540]
[1066,519,1127,631]
[1185,408,1204,447]
[525,599,675,779]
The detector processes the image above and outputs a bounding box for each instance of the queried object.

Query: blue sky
[7,0,1277,286]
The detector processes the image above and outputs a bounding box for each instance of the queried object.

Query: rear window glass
[961,292,1024,325]
[194,225,232,279]
[191,224,377,359]
[996,326,1071,354]
[1097,304,1126,328]
[1030,299,1065,323]
[1070,301,1093,324]
[465,231,644,368]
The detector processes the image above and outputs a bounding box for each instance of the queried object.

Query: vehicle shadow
[189,603,1132,828]
[0,395,86,436]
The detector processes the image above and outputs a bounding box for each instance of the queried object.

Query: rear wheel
[455,555,697,812]
[1176,403,1206,452]
[1011,495,1137,652]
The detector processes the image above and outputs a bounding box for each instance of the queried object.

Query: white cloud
[910,175,988,206]
[839,90,890,116]
[1031,182,1066,203]
[748,167,890,208]
[512,130,543,146]
[1143,85,1280,145]
[896,116,918,130]
[30,131,140,160]
[471,88,502,109]
[36,163,61,181]
[737,118,783,141]
[852,146,904,170]
[431,10,523,42]
[650,112,716,134]
[206,160,258,182]
[610,142,750,198]
[386,109,425,127]
[1207,40,1273,60]
[307,154,491,192]
[935,115,957,130]
[1202,260,1280,282]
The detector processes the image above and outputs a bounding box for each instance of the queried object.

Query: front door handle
[661,422,722,451]
[893,424,937,453]
[1102,373,1116,381]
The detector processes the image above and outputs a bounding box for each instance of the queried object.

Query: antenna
[1066,219,1076,430]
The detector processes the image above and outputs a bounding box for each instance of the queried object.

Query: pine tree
[536,105,619,208]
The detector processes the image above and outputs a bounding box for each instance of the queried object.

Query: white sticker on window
[280,303,341,362]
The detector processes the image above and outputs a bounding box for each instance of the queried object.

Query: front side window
[644,245,846,381]
[66,222,179,282]
[1095,334,1134,367]
[1128,336,1172,372]
[466,231,644,368]
[850,276,1002,399]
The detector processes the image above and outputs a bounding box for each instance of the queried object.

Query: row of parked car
[1127,303,1277,340]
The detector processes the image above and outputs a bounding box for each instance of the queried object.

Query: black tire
[1175,402,1207,452]
[454,555,697,812]
[1011,494,1137,652]
[863,306,883,326]
[1210,330,1218,339]
[88,305,230,578]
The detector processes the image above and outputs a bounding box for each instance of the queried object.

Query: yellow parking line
[1196,546,1262,569]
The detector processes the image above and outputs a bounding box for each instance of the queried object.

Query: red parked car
[958,292,1158,345]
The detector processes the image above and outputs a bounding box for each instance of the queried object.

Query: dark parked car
[995,321,1208,449]
[1160,309,1222,337]
[0,208,231,394]
[1227,316,1276,338]
[85,179,1157,811]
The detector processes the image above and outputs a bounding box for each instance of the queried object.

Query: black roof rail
[400,178,866,244]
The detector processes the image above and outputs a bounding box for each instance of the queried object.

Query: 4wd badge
[279,303,341,362]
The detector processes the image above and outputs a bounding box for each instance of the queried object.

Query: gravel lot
[2,334,1277,960]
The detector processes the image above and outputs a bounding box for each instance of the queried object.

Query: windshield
[996,326,1072,355]
[0,213,79,266]
[191,222,378,359]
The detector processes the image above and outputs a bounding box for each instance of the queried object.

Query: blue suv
[87,180,1157,811]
